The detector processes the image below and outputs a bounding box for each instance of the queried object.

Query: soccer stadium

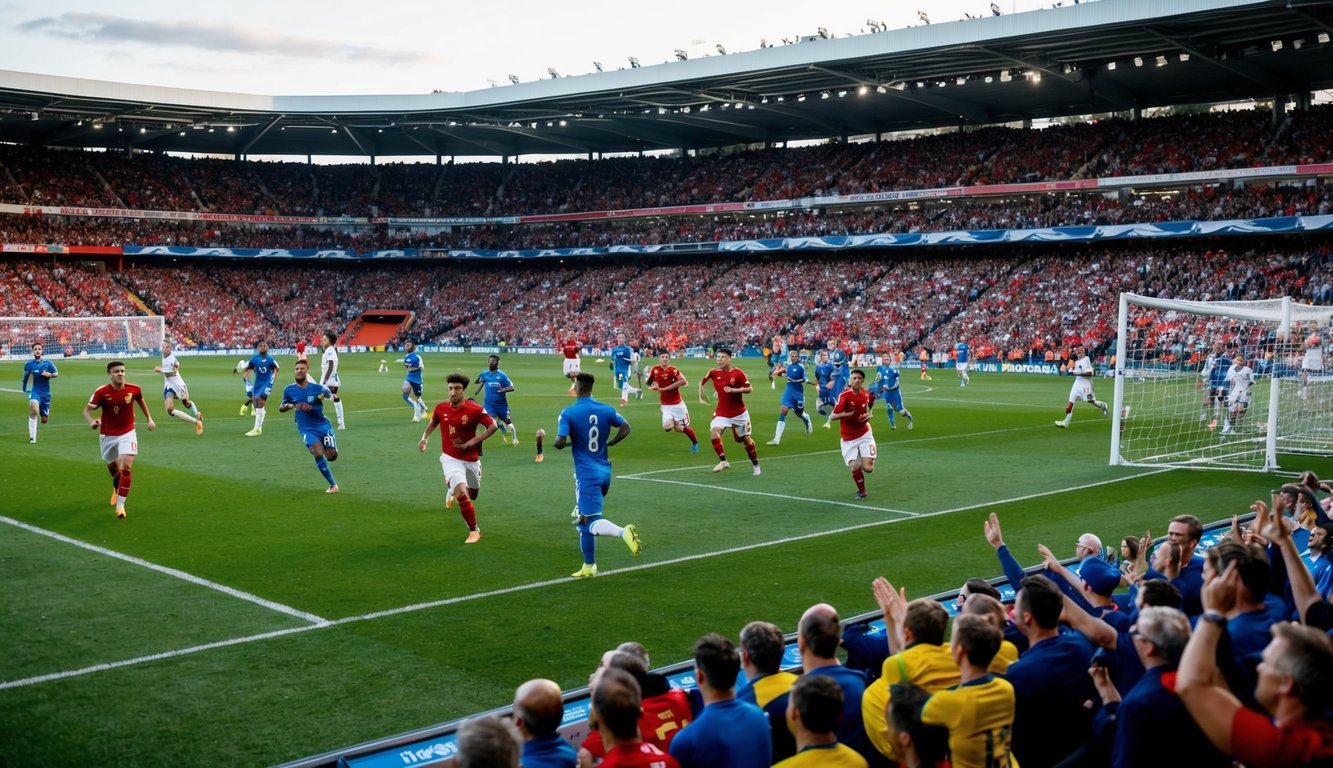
[4,1,1333,765]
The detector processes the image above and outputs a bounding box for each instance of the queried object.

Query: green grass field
[1,351,1326,767]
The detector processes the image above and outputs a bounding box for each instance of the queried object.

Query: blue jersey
[247,354,279,387]
[282,381,334,433]
[558,397,625,478]
[610,344,635,373]
[781,362,809,410]
[22,359,57,396]
[955,342,970,363]
[815,362,835,389]
[830,348,850,380]
[1207,355,1232,389]
[403,352,423,384]
[476,369,513,410]
[876,364,900,393]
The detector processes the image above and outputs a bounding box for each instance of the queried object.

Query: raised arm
[1175,563,1243,754]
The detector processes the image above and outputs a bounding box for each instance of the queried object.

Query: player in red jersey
[418,372,498,544]
[698,348,760,475]
[647,351,700,453]
[830,368,877,500]
[560,331,582,394]
[82,360,156,519]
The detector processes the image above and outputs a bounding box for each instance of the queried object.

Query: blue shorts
[780,390,806,411]
[613,368,631,388]
[573,469,611,518]
[404,380,423,397]
[881,389,904,411]
[819,384,840,406]
[253,382,274,400]
[301,423,336,450]
[486,403,511,422]
[29,391,50,416]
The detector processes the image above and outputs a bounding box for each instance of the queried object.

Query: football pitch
[1,352,1325,767]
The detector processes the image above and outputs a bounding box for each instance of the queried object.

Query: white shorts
[956,362,969,373]
[841,432,877,465]
[322,372,341,389]
[1069,379,1095,402]
[163,377,188,400]
[710,411,752,436]
[563,358,581,376]
[661,403,690,428]
[439,454,482,490]
[99,431,138,463]
[1228,394,1252,409]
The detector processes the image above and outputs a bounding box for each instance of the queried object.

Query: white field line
[618,476,919,515]
[0,466,1172,690]
[0,515,329,626]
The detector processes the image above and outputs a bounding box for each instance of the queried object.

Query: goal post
[1111,294,1333,472]
[0,316,165,361]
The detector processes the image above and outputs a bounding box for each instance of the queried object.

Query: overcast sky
[2,0,1074,95]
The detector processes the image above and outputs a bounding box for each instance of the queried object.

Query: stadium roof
[1,0,1331,159]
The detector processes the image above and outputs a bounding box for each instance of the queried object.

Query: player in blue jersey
[473,354,519,445]
[610,333,643,406]
[21,342,58,443]
[766,349,815,445]
[814,349,837,419]
[873,351,914,431]
[243,340,280,436]
[823,340,850,429]
[954,340,971,387]
[278,360,339,493]
[556,372,641,579]
[1200,341,1232,431]
[401,339,427,422]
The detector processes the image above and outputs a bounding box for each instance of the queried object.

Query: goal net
[0,316,165,361]
[1111,294,1333,472]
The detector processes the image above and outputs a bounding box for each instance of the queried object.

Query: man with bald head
[798,603,882,766]
[513,678,577,768]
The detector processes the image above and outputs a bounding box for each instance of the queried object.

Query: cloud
[16,13,430,65]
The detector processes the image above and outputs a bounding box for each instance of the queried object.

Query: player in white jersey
[1054,345,1107,428]
[153,341,202,435]
[319,330,346,429]
[1301,333,1325,399]
[1221,353,1255,434]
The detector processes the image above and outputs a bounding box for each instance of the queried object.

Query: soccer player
[1054,345,1107,429]
[21,342,58,443]
[560,331,581,394]
[474,354,519,444]
[153,341,202,435]
[1221,353,1255,435]
[557,372,641,578]
[830,369,876,500]
[872,351,913,431]
[767,349,814,446]
[814,349,837,419]
[610,333,642,405]
[243,340,280,436]
[954,340,971,387]
[698,348,761,475]
[83,360,155,519]
[1201,341,1232,431]
[419,373,498,544]
[319,330,345,430]
[917,346,932,381]
[234,358,254,415]
[825,340,850,428]
[766,333,786,389]
[646,351,699,453]
[1301,332,1324,399]
[278,360,339,494]
[401,339,427,422]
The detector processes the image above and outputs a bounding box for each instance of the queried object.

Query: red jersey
[562,338,580,359]
[430,399,494,461]
[88,383,144,436]
[834,386,875,440]
[648,365,685,406]
[704,366,750,418]
[599,742,679,768]
[582,689,692,758]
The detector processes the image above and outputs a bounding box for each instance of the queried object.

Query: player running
[153,341,202,435]
[646,350,699,453]
[419,373,498,544]
[1200,341,1232,431]
[767,349,815,445]
[474,354,519,444]
[699,348,761,475]
[83,360,155,519]
[278,360,340,494]
[319,331,346,430]
[560,331,582,394]
[610,333,643,405]
[21,342,58,443]
[824,340,851,428]
[1054,345,1107,429]
[243,340,280,436]
[402,339,427,422]
[872,351,914,431]
[1221,353,1255,435]
[955,340,971,387]
[831,368,877,500]
[557,372,641,578]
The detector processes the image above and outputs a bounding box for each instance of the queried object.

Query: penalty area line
[0,515,329,626]
[621,476,919,515]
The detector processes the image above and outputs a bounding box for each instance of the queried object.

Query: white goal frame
[0,315,165,361]
[1111,294,1333,472]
